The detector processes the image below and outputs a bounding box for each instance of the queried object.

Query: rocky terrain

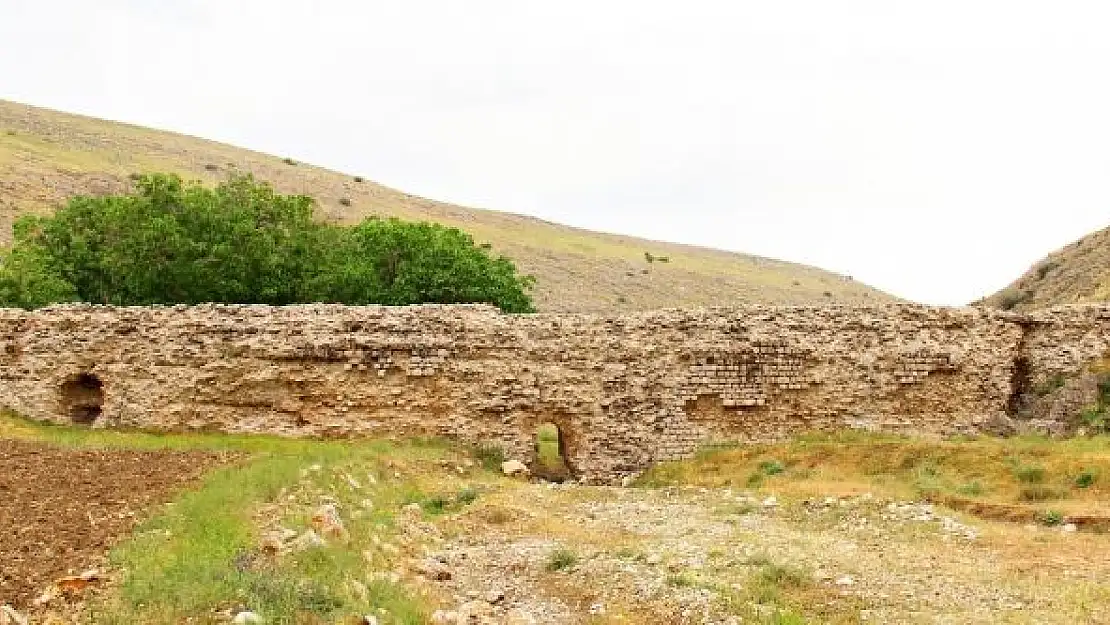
[409,481,1109,624]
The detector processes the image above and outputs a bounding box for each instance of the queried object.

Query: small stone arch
[60,372,105,424]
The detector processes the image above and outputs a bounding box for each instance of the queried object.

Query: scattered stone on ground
[501,460,530,478]
[412,483,1110,624]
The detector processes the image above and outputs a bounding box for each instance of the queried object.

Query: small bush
[644,252,655,264]
[1034,374,1067,397]
[1035,260,1059,280]
[823,291,833,297]
[353,176,364,183]
[204,163,219,172]
[421,495,450,515]
[473,444,506,472]
[758,459,785,476]
[456,487,480,505]
[128,172,143,181]
[756,563,810,588]
[478,506,515,525]
[956,481,984,496]
[999,288,1029,311]
[666,572,696,587]
[1075,470,1097,489]
[1019,485,1065,502]
[4,130,15,136]
[745,472,764,488]
[1037,509,1065,526]
[283,157,297,165]
[743,553,773,567]
[545,548,578,572]
[338,197,352,207]
[655,256,670,263]
[1014,464,1046,484]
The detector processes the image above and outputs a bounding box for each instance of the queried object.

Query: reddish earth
[0,439,229,608]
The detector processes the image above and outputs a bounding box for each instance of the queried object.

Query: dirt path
[0,439,228,609]
[422,483,1110,624]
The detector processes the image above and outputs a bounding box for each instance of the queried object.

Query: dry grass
[637,432,1110,517]
[981,224,1110,310]
[0,99,895,313]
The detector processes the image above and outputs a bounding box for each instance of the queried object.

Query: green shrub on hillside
[0,173,535,312]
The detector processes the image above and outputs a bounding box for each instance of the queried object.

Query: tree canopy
[0,173,535,312]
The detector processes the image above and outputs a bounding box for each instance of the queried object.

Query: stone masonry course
[0,303,1106,483]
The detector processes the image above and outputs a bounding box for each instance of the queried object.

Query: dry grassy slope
[981,225,1110,312]
[0,99,894,312]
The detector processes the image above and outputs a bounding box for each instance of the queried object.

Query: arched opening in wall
[60,373,104,424]
[533,422,572,482]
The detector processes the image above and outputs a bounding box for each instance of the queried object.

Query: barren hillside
[981,225,1110,311]
[0,99,893,312]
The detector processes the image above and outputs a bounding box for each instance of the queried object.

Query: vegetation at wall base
[0,174,535,312]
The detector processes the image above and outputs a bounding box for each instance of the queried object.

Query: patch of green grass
[758,459,786,476]
[545,547,578,572]
[1075,469,1098,489]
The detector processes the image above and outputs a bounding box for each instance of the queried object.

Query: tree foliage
[0,173,535,312]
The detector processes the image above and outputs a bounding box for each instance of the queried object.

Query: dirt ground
[0,439,228,609]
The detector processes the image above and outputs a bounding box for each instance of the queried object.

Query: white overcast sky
[2,1,1109,305]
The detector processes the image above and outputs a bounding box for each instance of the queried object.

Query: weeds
[956,481,985,496]
[473,444,506,472]
[1037,509,1065,526]
[1013,464,1046,484]
[758,459,786,476]
[545,547,578,572]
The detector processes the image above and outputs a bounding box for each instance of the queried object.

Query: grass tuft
[545,547,578,572]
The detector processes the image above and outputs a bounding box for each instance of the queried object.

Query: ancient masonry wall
[0,303,1107,483]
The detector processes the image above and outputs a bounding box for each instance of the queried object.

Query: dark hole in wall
[61,373,104,424]
[1007,357,1032,417]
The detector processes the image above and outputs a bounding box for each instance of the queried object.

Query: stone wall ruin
[0,303,1106,483]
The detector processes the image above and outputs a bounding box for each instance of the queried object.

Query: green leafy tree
[307,219,534,312]
[0,173,535,312]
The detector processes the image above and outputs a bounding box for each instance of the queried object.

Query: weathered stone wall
[1009,306,1110,430]
[0,303,1064,483]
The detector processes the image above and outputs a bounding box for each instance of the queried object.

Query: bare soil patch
[0,439,228,608]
